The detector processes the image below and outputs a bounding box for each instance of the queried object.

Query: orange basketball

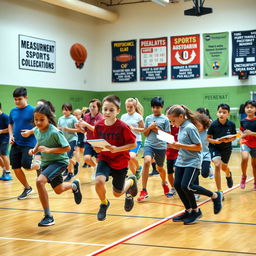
[70,43,87,65]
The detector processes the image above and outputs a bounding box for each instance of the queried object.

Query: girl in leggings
[166,105,223,225]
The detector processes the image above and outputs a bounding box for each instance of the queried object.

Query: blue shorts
[0,141,9,155]
[96,160,128,193]
[67,140,77,159]
[241,144,256,158]
[209,147,232,164]
[167,159,176,174]
[84,142,98,158]
[129,141,142,154]
[41,162,67,188]
[143,146,166,167]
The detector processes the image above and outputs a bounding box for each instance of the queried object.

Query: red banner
[171,34,200,79]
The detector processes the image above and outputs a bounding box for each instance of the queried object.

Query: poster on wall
[232,29,256,75]
[19,35,56,72]
[203,32,229,78]
[140,37,167,81]
[112,40,137,82]
[171,34,200,79]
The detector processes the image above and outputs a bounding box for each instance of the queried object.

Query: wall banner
[171,34,200,79]
[140,37,167,81]
[112,40,137,82]
[19,35,56,72]
[203,32,229,78]
[232,29,256,75]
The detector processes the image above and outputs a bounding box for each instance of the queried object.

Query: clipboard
[86,139,111,151]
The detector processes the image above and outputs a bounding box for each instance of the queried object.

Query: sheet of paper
[156,130,175,144]
[218,134,237,141]
[87,139,111,151]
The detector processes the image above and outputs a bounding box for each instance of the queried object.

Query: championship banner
[171,34,200,79]
[203,32,229,78]
[112,40,137,82]
[232,30,256,76]
[140,37,167,81]
[19,35,56,72]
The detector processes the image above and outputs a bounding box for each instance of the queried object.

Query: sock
[5,170,10,174]
[142,188,147,192]
[218,189,223,192]
[44,208,51,217]
[152,162,156,170]
[129,179,134,187]
[72,182,77,191]
[101,199,108,205]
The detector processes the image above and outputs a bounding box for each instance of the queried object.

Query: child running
[207,104,237,192]
[239,100,256,190]
[30,104,82,226]
[138,97,171,201]
[121,97,144,179]
[167,105,223,225]
[92,95,137,221]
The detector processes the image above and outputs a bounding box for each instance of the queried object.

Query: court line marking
[0,236,105,247]
[88,177,254,256]
[123,242,256,255]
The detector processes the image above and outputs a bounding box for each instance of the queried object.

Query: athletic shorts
[129,141,142,154]
[77,140,85,148]
[167,159,176,174]
[96,160,128,193]
[10,143,33,169]
[209,147,232,164]
[241,144,256,158]
[143,146,166,167]
[41,162,67,189]
[67,140,77,159]
[0,141,9,155]
[84,142,98,158]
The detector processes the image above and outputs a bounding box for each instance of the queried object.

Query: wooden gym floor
[0,150,255,256]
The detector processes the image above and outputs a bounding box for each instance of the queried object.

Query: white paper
[156,130,175,144]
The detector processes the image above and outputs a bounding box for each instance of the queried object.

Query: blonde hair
[125,97,144,116]
[167,104,197,126]
[82,107,88,113]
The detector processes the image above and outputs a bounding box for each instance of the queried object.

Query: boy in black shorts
[207,104,237,192]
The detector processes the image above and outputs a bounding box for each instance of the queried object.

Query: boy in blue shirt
[0,103,12,180]
[9,87,37,199]
[138,97,171,202]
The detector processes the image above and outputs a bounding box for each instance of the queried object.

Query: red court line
[87,177,254,256]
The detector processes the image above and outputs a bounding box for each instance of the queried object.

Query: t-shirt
[83,112,104,140]
[34,124,69,167]
[144,114,170,150]
[0,112,9,143]
[175,120,202,169]
[240,117,256,148]
[166,125,179,160]
[207,119,236,150]
[121,112,143,141]
[9,105,36,147]
[93,119,136,169]
[58,115,78,142]
[200,130,211,162]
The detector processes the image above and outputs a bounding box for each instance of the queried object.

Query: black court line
[1,207,256,226]
[123,243,256,255]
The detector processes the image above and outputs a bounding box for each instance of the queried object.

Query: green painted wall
[98,85,256,127]
[0,84,97,117]
[1,84,255,127]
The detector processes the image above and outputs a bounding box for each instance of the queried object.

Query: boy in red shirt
[92,95,137,221]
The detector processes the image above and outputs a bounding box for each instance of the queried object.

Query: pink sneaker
[240,176,246,189]
[137,190,149,202]
[254,183,256,191]
[162,183,170,195]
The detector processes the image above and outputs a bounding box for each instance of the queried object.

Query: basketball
[70,43,87,69]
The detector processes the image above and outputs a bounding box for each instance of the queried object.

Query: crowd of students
[1,87,255,226]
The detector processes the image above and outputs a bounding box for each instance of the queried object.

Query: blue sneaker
[2,173,13,181]
[0,173,5,180]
